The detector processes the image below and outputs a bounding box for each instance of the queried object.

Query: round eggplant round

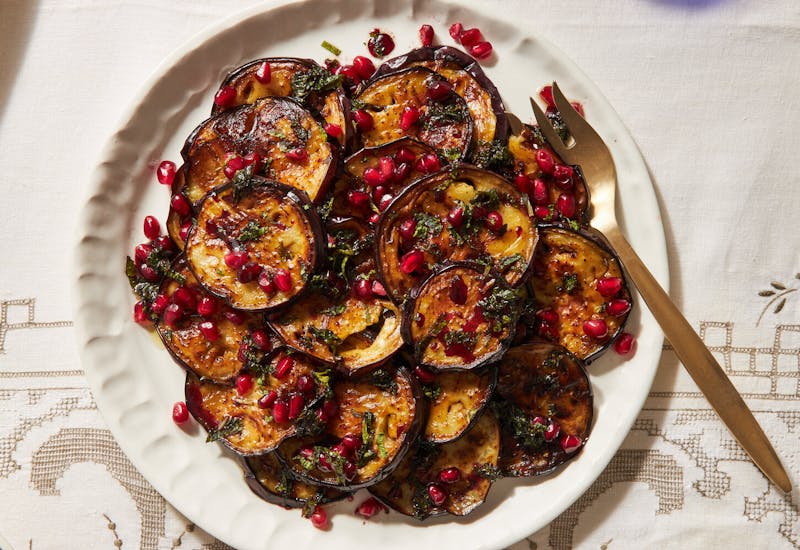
[242,453,347,509]
[525,225,632,361]
[184,351,330,456]
[422,366,497,443]
[403,263,520,370]
[369,411,501,519]
[275,365,424,490]
[184,179,324,312]
[372,46,508,145]
[344,137,438,195]
[181,96,337,204]
[211,57,351,148]
[494,343,593,477]
[166,167,192,251]
[508,123,589,225]
[354,66,473,159]
[376,165,538,302]
[156,257,266,383]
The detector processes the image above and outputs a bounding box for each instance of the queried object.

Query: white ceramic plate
[73,1,668,548]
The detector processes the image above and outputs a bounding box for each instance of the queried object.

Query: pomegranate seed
[237,262,262,283]
[251,329,272,351]
[449,22,464,42]
[258,271,276,294]
[274,355,294,379]
[544,421,561,442]
[536,149,555,174]
[583,318,609,339]
[243,152,262,171]
[419,24,434,47]
[393,161,411,182]
[449,275,468,305]
[151,294,170,315]
[172,401,190,425]
[427,79,452,101]
[198,320,220,342]
[332,442,351,459]
[378,194,393,212]
[371,185,386,204]
[372,280,387,296]
[325,123,343,138]
[254,61,271,83]
[447,206,464,228]
[438,467,461,484]
[163,303,183,328]
[534,205,551,219]
[134,243,153,265]
[353,109,374,132]
[352,55,376,79]
[157,160,176,186]
[317,453,332,471]
[235,374,254,395]
[414,365,436,384]
[470,41,493,59]
[400,105,420,130]
[322,399,338,418]
[343,460,358,480]
[459,28,481,47]
[514,173,532,194]
[179,220,192,241]
[416,153,441,173]
[561,434,583,454]
[223,310,245,325]
[285,148,308,163]
[133,301,149,325]
[224,156,245,179]
[367,29,394,58]
[224,250,249,269]
[170,193,191,217]
[258,391,277,409]
[143,216,160,240]
[299,446,315,460]
[367,213,380,224]
[395,147,416,164]
[614,332,636,355]
[354,278,374,300]
[196,296,217,317]
[596,277,623,297]
[154,235,175,254]
[532,178,549,205]
[399,218,417,240]
[297,374,315,394]
[363,167,385,187]
[539,86,555,108]
[427,484,447,506]
[339,64,361,85]
[310,506,328,529]
[607,298,631,317]
[214,85,236,108]
[379,156,396,180]
[556,193,576,218]
[532,416,547,426]
[272,399,289,423]
[355,497,386,519]
[341,434,362,451]
[553,164,574,188]
[486,211,504,232]
[139,264,160,282]
[571,102,585,116]
[288,393,305,420]
[537,309,558,324]
[347,189,370,208]
[399,249,425,274]
[273,269,292,292]
[173,286,197,311]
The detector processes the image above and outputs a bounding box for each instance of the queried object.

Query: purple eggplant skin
[401,261,520,372]
[184,178,326,313]
[371,46,509,143]
[521,222,633,363]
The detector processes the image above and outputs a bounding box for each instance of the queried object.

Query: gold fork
[527,82,791,493]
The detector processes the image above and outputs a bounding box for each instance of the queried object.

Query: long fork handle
[603,225,792,493]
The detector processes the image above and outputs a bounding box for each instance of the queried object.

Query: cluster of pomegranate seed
[516,146,580,221]
[449,22,493,59]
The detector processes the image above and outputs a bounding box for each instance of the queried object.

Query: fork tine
[529,96,571,161]
[551,82,602,145]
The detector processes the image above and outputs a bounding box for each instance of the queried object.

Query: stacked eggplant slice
[127,47,634,521]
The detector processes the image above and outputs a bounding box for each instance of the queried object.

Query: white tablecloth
[1,1,798,548]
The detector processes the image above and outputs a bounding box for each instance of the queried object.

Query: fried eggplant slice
[403,264,520,370]
[525,225,632,361]
[344,137,437,195]
[184,179,323,311]
[166,168,192,251]
[275,365,423,490]
[181,96,336,204]
[376,165,537,301]
[211,58,350,147]
[495,343,592,476]
[243,453,347,508]
[185,352,329,456]
[422,367,497,443]
[373,46,508,145]
[156,257,266,383]
[355,66,473,159]
[508,123,589,225]
[369,411,500,519]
